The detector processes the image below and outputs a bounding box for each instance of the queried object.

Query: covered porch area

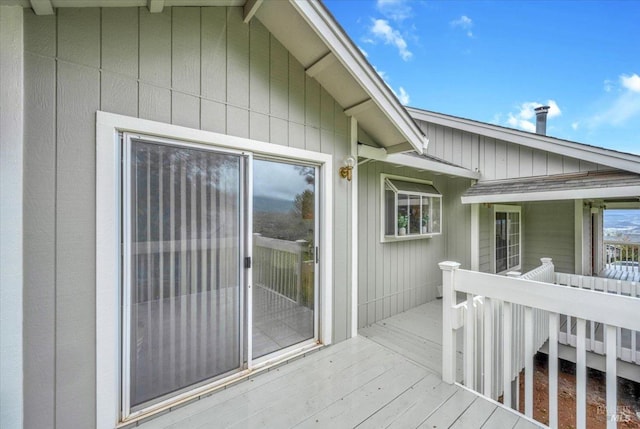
[136,301,541,429]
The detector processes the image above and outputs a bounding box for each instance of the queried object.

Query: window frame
[493,204,522,274]
[96,111,333,428]
[379,173,442,243]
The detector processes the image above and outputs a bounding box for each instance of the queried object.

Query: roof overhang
[4,0,426,154]
[461,171,640,204]
[358,144,480,179]
[408,107,640,174]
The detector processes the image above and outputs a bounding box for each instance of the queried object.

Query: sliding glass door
[123,137,244,411]
[121,137,320,416]
[252,159,317,359]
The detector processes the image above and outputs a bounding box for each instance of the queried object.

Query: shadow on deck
[137,301,543,429]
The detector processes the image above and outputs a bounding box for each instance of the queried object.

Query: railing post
[295,239,307,304]
[439,261,461,384]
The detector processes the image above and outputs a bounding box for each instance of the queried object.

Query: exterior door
[251,159,318,359]
[123,136,245,413]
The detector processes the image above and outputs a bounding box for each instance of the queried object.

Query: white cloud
[604,79,613,92]
[451,15,474,37]
[571,122,579,130]
[376,0,413,22]
[370,19,413,61]
[621,73,640,92]
[588,72,640,128]
[359,47,369,58]
[503,100,562,132]
[398,87,410,105]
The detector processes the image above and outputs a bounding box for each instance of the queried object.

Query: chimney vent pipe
[535,105,550,135]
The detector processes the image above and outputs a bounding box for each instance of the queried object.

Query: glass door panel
[125,139,243,410]
[252,159,316,359]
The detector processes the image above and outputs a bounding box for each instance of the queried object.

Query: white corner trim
[291,0,425,154]
[242,0,262,23]
[0,7,24,429]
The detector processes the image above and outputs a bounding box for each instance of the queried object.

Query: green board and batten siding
[357,162,472,328]
[418,121,610,180]
[23,7,351,428]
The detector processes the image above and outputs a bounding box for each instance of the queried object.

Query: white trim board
[408,107,640,174]
[461,185,640,204]
[95,111,333,428]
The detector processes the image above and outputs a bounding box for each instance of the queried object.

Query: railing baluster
[605,324,617,429]
[549,312,559,429]
[483,297,493,397]
[502,301,512,409]
[576,318,586,429]
[464,293,475,390]
[524,306,533,418]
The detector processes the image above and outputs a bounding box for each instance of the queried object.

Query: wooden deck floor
[137,301,543,429]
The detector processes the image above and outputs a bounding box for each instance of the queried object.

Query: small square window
[382,175,442,241]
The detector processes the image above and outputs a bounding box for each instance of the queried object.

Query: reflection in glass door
[124,138,244,412]
[252,159,317,359]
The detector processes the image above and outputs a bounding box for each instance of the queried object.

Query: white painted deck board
[138,302,542,429]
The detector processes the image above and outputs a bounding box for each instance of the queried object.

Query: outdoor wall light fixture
[339,155,357,181]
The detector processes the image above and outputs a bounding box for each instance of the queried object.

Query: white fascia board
[408,107,640,174]
[291,0,425,154]
[461,185,640,204]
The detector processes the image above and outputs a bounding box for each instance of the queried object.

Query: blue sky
[324,0,640,154]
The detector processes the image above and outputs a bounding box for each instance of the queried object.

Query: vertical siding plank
[227,106,249,138]
[201,100,226,134]
[201,7,227,102]
[139,7,171,87]
[288,53,305,125]
[172,7,200,95]
[547,153,563,175]
[24,48,57,429]
[452,129,462,166]
[139,84,171,123]
[519,147,533,177]
[507,144,519,178]
[249,18,269,114]
[101,8,138,77]
[562,156,580,174]
[56,60,100,429]
[101,72,138,118]
[226,7,249,109]
[304,75,320,128]
[532,149,547,176]
[24,8,56,57]
[461,131,473,170]
[57,8,100,67]
[270,35,289,119]
[249,112,269,142]
[270,117,288,146]
[484,138,496,180]
[172,92,200,129]
[495,140,507,180]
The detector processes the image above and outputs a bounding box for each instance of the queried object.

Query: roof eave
[461,185,640,204]
[292,0,425,154]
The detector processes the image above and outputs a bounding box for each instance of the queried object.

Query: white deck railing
[440,260,640,429]
[604,239,639,274]
[253,234,313,307]
[555,273,640,364]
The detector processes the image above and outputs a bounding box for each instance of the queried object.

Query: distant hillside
[253,195,294,213]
